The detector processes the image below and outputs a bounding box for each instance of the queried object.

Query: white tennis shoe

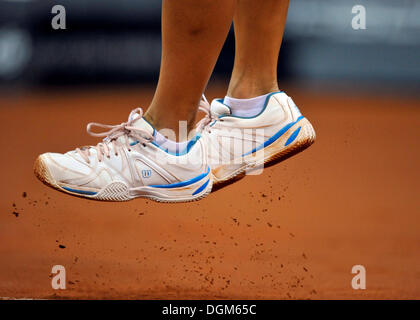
[198,91,316,184]
[34,108,212,202]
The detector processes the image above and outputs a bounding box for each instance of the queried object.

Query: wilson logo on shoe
[141,169,152,178]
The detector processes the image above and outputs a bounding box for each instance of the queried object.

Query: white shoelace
[76,108,153,163]
[77,97,214,164]
[196,95,216,133]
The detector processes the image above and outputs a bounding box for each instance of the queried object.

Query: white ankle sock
[153,130,189,154]
[223,93,271,117]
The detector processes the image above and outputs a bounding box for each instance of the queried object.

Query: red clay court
[0,85,418,299]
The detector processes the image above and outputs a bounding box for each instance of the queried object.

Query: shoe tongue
[101,116,154,148]
[131,116,155,136]
[210,99,231,117]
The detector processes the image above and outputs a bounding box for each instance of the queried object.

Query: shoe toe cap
[36,152,92,183]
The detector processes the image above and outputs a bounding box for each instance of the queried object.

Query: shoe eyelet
[128,149,131,152]
[115,153,118,156]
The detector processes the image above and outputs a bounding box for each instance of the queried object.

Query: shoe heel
[262,117,316,168]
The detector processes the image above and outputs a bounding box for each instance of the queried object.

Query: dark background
[0,0,419,91]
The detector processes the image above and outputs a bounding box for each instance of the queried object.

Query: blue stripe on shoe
[242,116,304,156]
[62,186,97,195]
[285,126,301,147]
[149,167,210,189]
[192,179,210,195]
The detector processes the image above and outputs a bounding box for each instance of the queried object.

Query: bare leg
[227,0,289,98]
[144,0,236,137]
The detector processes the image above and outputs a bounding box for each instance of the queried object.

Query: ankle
[143,112,195,142]
[227,78,279,99]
